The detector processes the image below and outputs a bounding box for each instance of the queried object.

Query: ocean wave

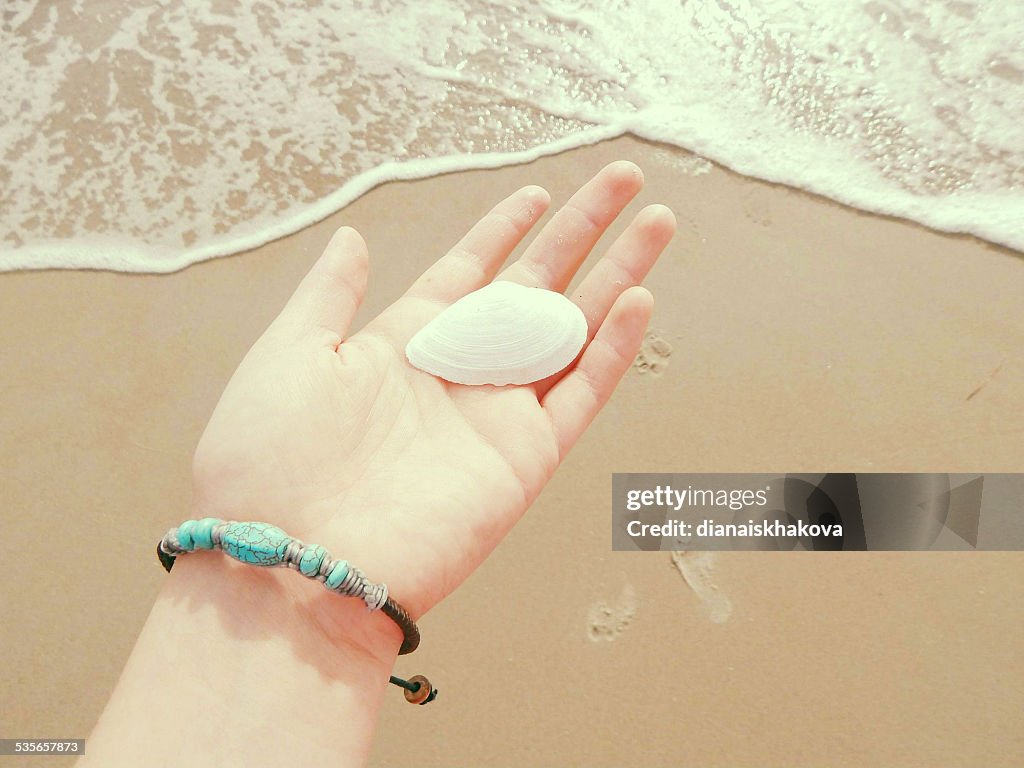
[2,0,1021,272]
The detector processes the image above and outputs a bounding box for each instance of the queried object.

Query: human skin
[78,161,676,767]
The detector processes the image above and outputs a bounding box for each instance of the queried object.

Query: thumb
[271,226,369,345]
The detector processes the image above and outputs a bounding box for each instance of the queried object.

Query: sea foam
[2,0,1022,272]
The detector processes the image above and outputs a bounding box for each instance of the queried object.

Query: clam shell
[405,281,588,386]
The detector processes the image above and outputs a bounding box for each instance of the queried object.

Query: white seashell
[405,281,588,386]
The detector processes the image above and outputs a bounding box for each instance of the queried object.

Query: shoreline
[5,132,1022,274]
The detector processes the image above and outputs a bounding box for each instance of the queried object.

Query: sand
[1,136,1022,766]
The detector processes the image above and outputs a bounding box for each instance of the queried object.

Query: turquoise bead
[191,517,220,550]
[326,560,350,589]
[176,520,197,551]
[221,522,292,566]
[299,544,327,577]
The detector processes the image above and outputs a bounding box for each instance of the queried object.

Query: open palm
[190,162,675,640]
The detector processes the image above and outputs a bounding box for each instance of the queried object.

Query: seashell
[405,281,588,386]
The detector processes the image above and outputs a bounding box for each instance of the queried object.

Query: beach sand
[2,136,1022,766]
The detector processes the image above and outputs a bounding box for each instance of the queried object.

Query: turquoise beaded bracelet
[157,519,436,704]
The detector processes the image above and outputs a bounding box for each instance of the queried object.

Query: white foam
[2,0,1022,272]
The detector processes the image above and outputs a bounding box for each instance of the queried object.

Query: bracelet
[157,519,437,705]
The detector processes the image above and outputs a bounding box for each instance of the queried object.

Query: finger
[542,286,653,459]
[270,226,369,345]
[572,204,675,343]
[498,161,644,291]
[529,205,673,400]
[405,185,551,305]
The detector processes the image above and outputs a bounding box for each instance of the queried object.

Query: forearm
[78,550,401,767]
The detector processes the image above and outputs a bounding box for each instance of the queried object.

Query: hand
[189,161,676,657]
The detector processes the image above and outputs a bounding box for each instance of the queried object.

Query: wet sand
[1,136,1022,766]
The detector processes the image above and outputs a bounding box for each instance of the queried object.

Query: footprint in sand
[586,581,637,642]
[670,551,733,624]
[633,331,672,376]
[741,186,775,227]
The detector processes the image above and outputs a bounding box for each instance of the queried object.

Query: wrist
[164,511,412,666]
[82,549,397,767]
[275,556,407,668]
[163,549,402,672]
